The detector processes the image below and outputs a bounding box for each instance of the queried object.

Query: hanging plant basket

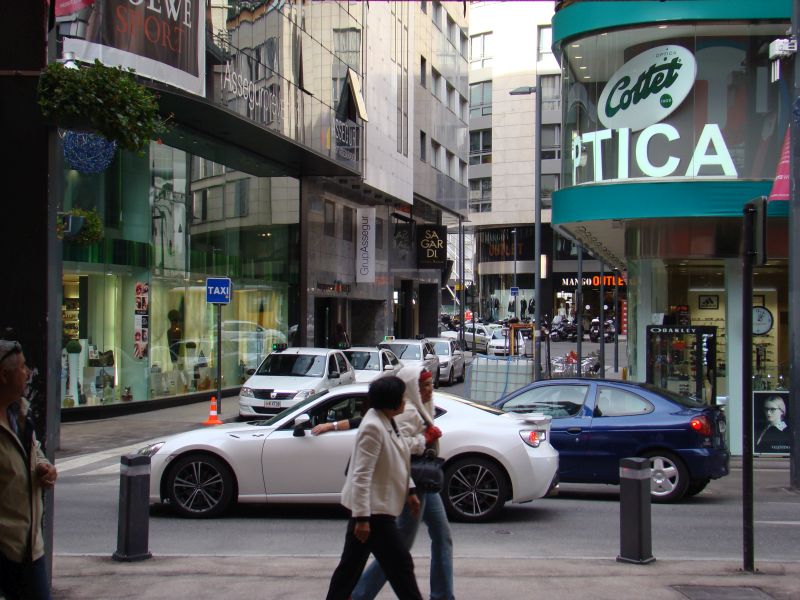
[58,208,104,245]
[62,131,118,174]
[38,60,168,154]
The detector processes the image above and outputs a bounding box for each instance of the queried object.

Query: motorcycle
[589,316,616,342]
[549,315,578,342]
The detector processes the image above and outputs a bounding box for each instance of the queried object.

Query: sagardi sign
[573,45,738,183]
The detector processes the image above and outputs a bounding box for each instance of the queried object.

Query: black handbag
[410,449,445,493]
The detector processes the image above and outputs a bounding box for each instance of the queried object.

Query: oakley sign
[598,45,696,131]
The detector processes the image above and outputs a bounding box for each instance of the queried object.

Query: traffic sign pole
[206,277,232,415]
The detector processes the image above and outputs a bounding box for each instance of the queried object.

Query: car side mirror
[425,353,435,360]
[383,364,394,371]
[246,368,256,376]
[453,349,462,356]
[293,414,311,437]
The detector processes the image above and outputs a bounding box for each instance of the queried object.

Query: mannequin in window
[166,310,183,366]
[520,297,528,318]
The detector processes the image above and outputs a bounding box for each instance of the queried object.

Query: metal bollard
[112,453,152,562]
[616,457,655,564]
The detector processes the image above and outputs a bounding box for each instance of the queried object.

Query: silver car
[428,337,466,386]
[343,346,404,383]
[378,338,441,387]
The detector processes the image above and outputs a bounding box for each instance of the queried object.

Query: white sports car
[141,385,559,523]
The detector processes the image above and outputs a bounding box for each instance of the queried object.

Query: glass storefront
[60,143,299,408]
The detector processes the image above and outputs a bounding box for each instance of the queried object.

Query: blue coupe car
[492,379,729,502]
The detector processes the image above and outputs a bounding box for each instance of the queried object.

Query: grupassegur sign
[598,45,696,131]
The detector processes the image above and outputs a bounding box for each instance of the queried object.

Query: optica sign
[598,45,696,131]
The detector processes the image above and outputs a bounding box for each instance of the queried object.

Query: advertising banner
[355,207,375,283]
[134,281,150,359]
[417,225,447,270]
[753,390,791,455]
[62,0,205,96]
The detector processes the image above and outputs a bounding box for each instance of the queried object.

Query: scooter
[549,315,578,342]
[589,316,616,342]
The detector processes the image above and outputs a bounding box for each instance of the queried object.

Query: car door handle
[566,427,582,434]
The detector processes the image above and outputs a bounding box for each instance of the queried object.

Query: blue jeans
[352,491,454,600]
[0,554,53,600]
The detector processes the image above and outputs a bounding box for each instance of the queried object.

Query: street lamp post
[512,228,518,317]
[510,76,542,379]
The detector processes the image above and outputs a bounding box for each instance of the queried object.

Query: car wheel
[685,478,710,497]
[442,456,508,523]
[642,451,689,502]
[446,367,454,386]
[166,453,235,518]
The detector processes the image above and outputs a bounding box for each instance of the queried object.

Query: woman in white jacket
[352,365,454,600]
[326,376,423,600]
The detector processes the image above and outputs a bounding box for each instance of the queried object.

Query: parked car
[378,338,441,387]
[238,347,355,418]
[428,337,466,386]
[142,385,558,521]
[441,322,491,353]
[486,328,529,357]
[492,379,729,502]
[343,346,404,383]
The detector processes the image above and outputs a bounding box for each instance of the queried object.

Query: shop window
[324,200,336,237]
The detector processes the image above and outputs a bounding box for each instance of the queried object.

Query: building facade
[552,0,791,455]
[35,1,466,417]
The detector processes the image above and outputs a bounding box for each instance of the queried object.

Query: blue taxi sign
[206,277,232,304]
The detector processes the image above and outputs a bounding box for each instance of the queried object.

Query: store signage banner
[753,390,791,455]
[599,45,696,131]
[134,281,149,359]
[417,225,447,270]
[769,128,790,202]
[356,207,375,283]
[62,0,206,97]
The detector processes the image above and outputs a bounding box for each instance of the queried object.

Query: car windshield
[433,342,450,354]
[255,353,326,377]
[344,351,380,371]
[639,382,705,408]
[383,344,421,360]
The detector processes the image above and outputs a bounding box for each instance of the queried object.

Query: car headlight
[294,389,315,400]
[440,361,449,368]
[240,386,255,397]
[137,441,165,457]
[519,430,547,448]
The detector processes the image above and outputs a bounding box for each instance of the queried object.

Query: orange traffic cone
[203,396,223,426]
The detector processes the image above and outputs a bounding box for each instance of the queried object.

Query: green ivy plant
[38,60,168,153]
[60,208,104,245]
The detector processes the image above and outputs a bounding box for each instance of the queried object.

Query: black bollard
[112,453,152,562]
[617,457,655,564]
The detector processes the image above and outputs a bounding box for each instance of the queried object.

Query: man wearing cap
[0,337,57,600]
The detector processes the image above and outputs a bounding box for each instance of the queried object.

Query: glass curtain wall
[61,144,299,408]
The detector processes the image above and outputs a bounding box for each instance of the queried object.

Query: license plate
[265,400,282,408]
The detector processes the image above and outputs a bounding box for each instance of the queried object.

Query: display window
[60,143,300,408]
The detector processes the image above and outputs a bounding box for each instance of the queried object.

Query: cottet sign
[206,277,232,304]
[598,45,696,132]
[572,45,739,184]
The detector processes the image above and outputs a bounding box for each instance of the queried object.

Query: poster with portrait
[753,390,791,455]
[134,282,150,359]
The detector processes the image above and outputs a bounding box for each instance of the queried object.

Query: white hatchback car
[343,346,404,383]
[378,338,441,387]
[428,337,466,386]
[238,347,355,418]
[143,385,558,522]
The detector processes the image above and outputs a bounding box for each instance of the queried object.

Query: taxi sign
[206,277,232,304]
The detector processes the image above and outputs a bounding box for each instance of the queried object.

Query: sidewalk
[51,555,800,599]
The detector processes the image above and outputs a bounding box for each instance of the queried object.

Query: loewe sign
[598,45,696,131]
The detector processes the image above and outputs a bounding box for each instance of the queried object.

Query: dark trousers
[0,553,53,600]
[326,515,423,600]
